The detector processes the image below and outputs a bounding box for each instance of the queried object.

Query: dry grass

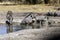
[0,4,56,13]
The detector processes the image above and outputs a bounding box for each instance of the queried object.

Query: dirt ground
[0,4,56,13]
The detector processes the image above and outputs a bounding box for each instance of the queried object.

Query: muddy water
[0,12,26,35]
[0,23,22,35]
[0,12,40,35]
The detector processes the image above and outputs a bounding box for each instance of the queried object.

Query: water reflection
[6,24,13,33]
[0,25,7,34]
[0,22,41,35]
[0,24,21,35]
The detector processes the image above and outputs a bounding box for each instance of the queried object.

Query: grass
[0,4,56,13]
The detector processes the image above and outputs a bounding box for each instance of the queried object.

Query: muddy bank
[0,27,60,40]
